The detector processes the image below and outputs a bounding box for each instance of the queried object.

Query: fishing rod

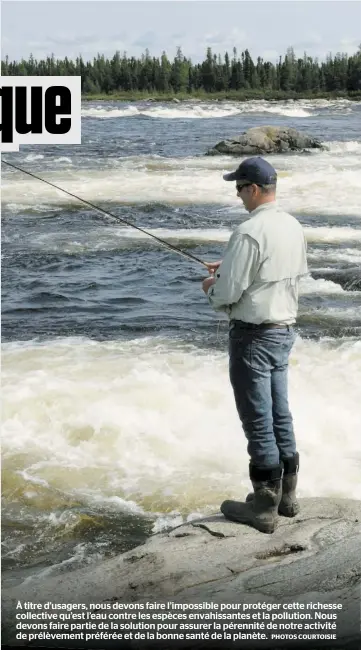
[1,159,210,269]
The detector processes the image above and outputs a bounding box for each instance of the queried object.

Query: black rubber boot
[246,453,300,517]
[278,453,300,517]
[220,464,283,534]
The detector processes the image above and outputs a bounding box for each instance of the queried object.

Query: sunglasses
[236,182,252,192]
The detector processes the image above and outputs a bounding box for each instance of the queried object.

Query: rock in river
[2,498,360,648]
[207,126,326,155]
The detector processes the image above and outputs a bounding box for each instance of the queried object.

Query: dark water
[3,99,361,344]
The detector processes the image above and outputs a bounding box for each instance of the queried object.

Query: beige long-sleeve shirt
[207,202,308,325]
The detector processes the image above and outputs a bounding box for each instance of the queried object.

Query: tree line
[2,45,361,96]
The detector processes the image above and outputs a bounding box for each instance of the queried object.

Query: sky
[1,1,361,65]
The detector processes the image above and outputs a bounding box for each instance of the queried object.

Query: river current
[2,98,361,587]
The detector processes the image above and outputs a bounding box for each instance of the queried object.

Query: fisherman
[202,157,308,534]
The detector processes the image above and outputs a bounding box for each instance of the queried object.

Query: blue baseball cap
[223,157,277,185]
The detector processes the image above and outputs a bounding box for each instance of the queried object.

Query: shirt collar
[250,201,277,217]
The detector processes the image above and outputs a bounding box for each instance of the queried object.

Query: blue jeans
[229,322,297,468]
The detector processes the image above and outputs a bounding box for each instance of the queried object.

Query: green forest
[2,45,361,99]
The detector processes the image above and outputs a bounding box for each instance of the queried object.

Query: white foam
[82,105,140,119]
[303,226,361,243]
[307,305,361,321]
[326,140,361,154]
[307,247,361,264]
[145,104,242,119]
[81,103,248,120]
[53,157,73,164]
[3,147,361,218]
[299,276,344,295]
[260,105,311,118]
[81,99,361,120]
[2,335,361,517]
[24,154,45,162]
[279,169,361,217]
[16,471,49,488]
[19,224,361,255]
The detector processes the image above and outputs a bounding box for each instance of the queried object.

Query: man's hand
[204,260,222,275]
[202,276,216,295]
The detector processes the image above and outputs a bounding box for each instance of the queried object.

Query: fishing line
[1,159,210,269]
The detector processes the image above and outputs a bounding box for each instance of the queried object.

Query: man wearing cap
[202,157,308,534]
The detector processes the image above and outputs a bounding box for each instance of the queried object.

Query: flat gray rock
[2,498,361,648]
[207,126,326,155]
